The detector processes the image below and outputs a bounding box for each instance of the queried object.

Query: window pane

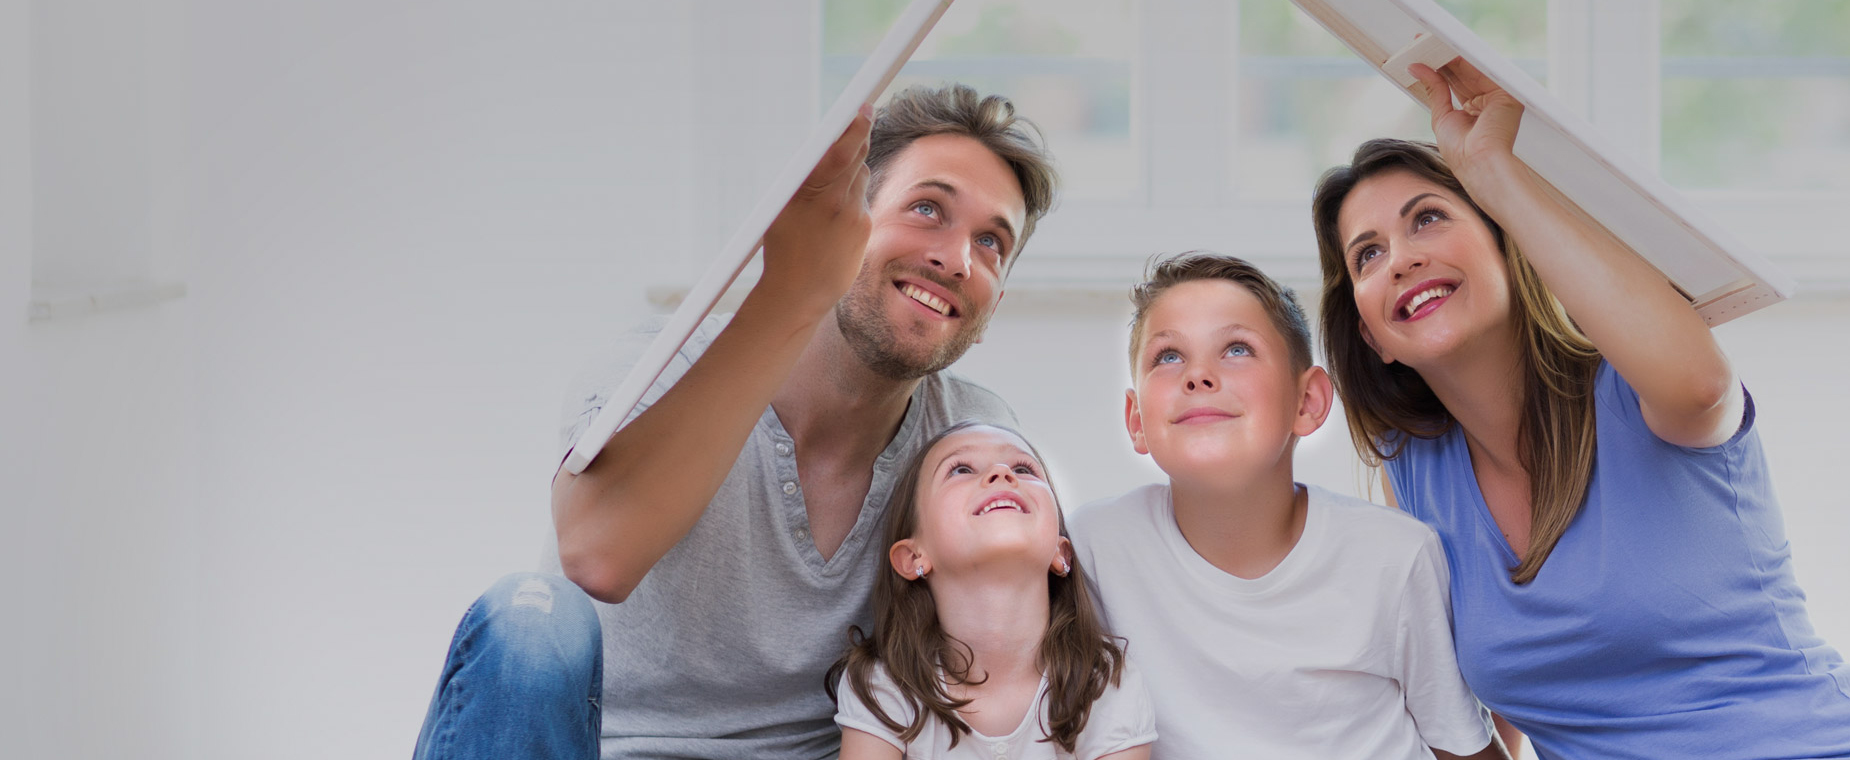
[1234,0,1546,200]
[1664,1,1850,57]
[823,0,1137,202]
[1662,0,1850,191]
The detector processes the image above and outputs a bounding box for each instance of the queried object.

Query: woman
[1312,60,1850,759]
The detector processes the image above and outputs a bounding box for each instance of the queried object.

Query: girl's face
[896,425,1068,580]
[1336,169,1514,370]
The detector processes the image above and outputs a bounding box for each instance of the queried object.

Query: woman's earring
[915,564,927,579]
[1059,558,1071,577]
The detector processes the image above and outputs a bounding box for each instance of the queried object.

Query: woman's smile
[1394,279,1459,322]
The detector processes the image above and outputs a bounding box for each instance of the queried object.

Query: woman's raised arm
[1409,60,1743,449]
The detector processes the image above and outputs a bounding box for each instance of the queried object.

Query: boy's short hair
[1128,252,1315,375]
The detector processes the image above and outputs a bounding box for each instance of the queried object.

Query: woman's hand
[1409,58,1523,187]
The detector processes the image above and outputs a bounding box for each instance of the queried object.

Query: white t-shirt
[1067,483,1493,760]
[835,659,1156,760]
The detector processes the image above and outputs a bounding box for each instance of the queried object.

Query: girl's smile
[973,492,1028,515]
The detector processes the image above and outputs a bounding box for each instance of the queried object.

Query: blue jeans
[414,573,603,760]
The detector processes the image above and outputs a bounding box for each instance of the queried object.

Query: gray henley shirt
[544,314,1016,759]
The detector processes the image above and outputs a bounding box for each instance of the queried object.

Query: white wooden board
[561,0,953,475]
[1293,0,1794,325]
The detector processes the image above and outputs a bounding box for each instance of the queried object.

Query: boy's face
[1125,280,1331,487]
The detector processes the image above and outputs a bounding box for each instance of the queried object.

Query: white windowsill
[28,278,188,322]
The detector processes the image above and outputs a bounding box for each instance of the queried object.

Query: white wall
[2,1,44,756]
[13,1,709,756]
[171,1,704,755]
[6,2,1847,759]
[9,1,203,758]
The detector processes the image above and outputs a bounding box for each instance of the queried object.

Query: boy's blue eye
[1226,343,1253,358]
[1155,349,1181,365]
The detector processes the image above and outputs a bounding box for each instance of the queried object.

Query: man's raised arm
[550,109,874,604]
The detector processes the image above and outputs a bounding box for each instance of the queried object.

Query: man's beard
[833,265,988,381]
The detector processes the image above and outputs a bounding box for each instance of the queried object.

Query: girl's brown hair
[826,421,1125,751]
[1311,139,1601,584]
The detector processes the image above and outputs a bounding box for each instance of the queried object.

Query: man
[413,84,1059,759]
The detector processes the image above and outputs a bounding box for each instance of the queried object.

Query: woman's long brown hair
[1311,139,1602,584]
[826,421,1126,751]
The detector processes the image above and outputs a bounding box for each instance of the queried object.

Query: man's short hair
[868,84,1059,264]
[1128,252,1316,375]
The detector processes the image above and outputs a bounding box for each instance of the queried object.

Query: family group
[412,68,1850,760]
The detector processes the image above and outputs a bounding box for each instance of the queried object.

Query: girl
[829,421,1155,760]
[1313,60,1850,758]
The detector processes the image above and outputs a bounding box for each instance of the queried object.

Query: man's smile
[894,278,960,318]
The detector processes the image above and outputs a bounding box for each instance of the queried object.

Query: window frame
[802,0,1850,294]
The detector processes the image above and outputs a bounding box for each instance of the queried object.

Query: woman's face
[1336,168,1513,370]
[904,425,1065,578]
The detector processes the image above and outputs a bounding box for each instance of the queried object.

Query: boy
[1067,253,1505,760]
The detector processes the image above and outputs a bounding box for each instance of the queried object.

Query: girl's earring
[1059,558,1071,577]
[915,564,927,580]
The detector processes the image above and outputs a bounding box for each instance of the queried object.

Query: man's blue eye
[978,233,999,250]
[913,202,937,217]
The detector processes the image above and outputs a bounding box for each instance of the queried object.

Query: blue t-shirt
[1386,361,1850,760]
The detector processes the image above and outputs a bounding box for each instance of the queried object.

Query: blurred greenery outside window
[824,1,1848,201]
[1662,0,1850,193]
[1235,0,1544,200]
[822,0,1542,204]
[823,0,1137,203]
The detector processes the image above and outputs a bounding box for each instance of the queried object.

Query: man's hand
[553,107,878,604]
[759,104,875,314]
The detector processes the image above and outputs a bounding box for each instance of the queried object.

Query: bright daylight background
[4,0,1847,757]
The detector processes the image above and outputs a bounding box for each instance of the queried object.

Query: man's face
[834,133,1028,380]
